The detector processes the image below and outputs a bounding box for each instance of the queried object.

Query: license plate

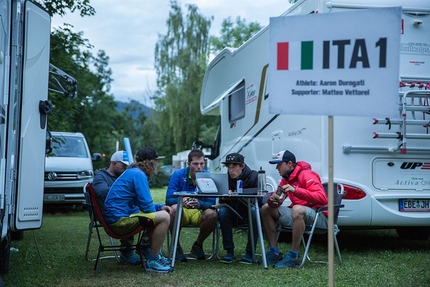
[44,195,65,202]
[399,199,430,212]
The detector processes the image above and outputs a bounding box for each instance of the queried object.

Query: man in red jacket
[261,150,327,268]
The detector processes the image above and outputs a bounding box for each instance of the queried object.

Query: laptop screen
[195,172,229,194]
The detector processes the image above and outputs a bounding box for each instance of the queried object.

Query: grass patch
[3,188,430,286]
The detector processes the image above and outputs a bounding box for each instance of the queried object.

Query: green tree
[36,0,95,17]
[49,26,128,169]
[209,16,262,55]
[153,0,215,154]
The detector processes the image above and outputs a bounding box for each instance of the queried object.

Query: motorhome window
[51,136,89,158]
[229,81,245,122]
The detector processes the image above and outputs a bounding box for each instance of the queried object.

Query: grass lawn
[2,188,430,287]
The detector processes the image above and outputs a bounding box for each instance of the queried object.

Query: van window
[228,80,245,122]
[50,136,89,158]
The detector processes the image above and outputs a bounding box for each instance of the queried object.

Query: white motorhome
[0,0,51,274]
[199,0,430,239]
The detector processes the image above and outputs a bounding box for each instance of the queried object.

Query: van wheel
[11,230,24,241]
[396,226,430,241]
[0,230,11,274]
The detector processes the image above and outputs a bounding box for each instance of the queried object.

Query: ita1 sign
[269,7,401,118]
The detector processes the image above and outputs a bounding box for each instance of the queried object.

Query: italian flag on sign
[277,41,314,70]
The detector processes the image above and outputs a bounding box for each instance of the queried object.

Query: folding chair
[83,183,120,263]
[276,183,345,268]
[86,183,153,276]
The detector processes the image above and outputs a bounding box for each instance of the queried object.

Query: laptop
[195,172,229,195]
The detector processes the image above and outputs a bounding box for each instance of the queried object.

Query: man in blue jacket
[104,147,173,273]
[166,149,218,261]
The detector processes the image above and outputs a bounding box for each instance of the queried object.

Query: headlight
[77,170,94,179]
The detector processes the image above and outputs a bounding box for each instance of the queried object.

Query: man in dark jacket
[218,153,259,264]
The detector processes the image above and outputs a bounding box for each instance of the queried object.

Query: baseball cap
[110,150,129,165]
[136,147,165,162]
[269,150,296,164]
[221,153,244,164]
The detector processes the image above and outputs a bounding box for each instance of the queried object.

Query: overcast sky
[51,0,292,106]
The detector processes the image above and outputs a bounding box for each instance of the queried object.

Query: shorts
[181,208,203,226]
[277,206,328,228]
[109,211,156,235]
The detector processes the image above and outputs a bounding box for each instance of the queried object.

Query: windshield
[49,135,88,158]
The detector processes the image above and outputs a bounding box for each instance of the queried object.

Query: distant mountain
[116,101,154,119]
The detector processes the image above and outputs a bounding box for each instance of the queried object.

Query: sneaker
[273,252,301,268]
[175,245,188,262]
[219,251,235,263]
[159,253,171,265]
[120,250,141,265]
[262,249,283,264]
[190,243,206,260]
[239,252,253,264]
[146,254,173,274]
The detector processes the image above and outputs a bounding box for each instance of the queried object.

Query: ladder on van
[372,78,430,154]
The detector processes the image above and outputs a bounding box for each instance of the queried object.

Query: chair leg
[85,221,94,261]
[300,234,313,267]
[109,237,122,263]
[94,246,102,276]
[333,233,342,265]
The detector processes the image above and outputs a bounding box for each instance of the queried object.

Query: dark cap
[269,150,296,164]
[221,153,244,164]
[136,147,164,162]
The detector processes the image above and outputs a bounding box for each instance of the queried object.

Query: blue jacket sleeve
[165,170,185,206]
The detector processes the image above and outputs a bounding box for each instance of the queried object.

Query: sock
[226,248,234,255]
[148,254,158,260]
[289,250,299,258]
[270,247,280,254]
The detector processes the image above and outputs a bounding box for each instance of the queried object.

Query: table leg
[254,199,267,269]
[169,196,183,268]
[246,198,255,262]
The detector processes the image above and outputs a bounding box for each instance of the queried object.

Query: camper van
[0,0,51,274]
[199,0,430,239]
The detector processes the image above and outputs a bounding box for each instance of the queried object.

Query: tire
[11,230,24,241]
[396,226,430,241]
[0,230,11,274]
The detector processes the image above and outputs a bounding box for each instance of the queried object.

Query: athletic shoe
[120,250,141,265]
[261,249,283,264]
[175,245,188,262]
[239,252,253,264]
[273,252,300,268]
[190,243,206,260]
[146,254,173,274]
[159,253,172,265]
[219,251,235,263]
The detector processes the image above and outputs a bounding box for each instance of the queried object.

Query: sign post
[269,7,401,286]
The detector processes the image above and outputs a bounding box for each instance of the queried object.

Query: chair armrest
[316,204,344,213]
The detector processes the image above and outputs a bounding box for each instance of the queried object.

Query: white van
[44,132,101,205]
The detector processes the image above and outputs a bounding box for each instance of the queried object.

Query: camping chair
[86,183,153,276]
[276,183,345,268]
[83,183,121,263]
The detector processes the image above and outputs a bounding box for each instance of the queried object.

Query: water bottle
[257,167,267,195]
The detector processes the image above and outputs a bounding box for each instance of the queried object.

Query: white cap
[110,150,130,165]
